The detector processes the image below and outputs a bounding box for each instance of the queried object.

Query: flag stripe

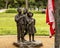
[46,0,55,38]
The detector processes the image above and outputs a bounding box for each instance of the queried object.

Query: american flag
[46,0,55,38]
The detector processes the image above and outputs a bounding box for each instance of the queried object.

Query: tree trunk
[55,0,60,48]
[25,0,28,9]
[38,7,39,11]
[5,1,8,9]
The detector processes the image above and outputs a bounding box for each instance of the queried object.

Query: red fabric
[46,0,55,38]
[46,7,49,24]
[52,0,55,10]
[49,22,55,38]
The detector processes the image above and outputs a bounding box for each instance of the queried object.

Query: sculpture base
[13,41,43,48]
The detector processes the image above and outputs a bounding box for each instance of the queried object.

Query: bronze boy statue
[15,8,25,42]
[22,8,28,41]
[27,12,36,42]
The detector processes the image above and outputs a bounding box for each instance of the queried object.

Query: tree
[55,0,60,48]
[35,0,41,11]
[29,0,35,10]
[35,0,47,11]
[15,0,25,7]
[4,0,9,9]
[0,0,47,9]
[25,0,28,9]
[0,0,5,9]
[3,0,14,9]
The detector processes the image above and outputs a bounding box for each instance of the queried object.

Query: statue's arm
[34,19,35,25]
[34,19,36,32]
[25,16,29,23]
[29,19,34,24]
[15,16,19,22]
[15,15,25,22]
[29,21,32,24]
[18,15,26,21]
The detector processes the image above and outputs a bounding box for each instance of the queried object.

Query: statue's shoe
[13,42,20,47]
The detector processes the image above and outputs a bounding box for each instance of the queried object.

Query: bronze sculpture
[15,8,36,42]
[15,8,25,42]
[27,12,36,42]
[14,8,43,48]
[22,8,28,41]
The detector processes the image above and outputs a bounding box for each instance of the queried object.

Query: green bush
[5,8,45,14]
[5,9,17,13]
[33,11,42,14]
[30,10,45,14]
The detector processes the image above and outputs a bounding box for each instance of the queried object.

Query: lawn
[0,11,49,36]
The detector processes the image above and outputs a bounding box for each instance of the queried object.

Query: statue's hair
[23,8,28,11]
[27,12,33,17]
[17,8,21,11]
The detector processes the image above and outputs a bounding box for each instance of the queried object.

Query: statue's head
[27,12,33,17]
[23,8,28,14]
[17,8,22,14]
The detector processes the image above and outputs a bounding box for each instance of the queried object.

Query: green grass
[0,12,49,36]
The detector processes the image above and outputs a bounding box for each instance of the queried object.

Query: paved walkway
[0,35,54,48]
[0,9,7,13]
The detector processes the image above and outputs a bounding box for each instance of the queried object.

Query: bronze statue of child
[15,8,25,42]
[22,8,28,41]
[27,12,36,42]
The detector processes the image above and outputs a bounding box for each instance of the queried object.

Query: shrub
[33,11,41,14]
[30,10,45,14]
[5,9,17,13]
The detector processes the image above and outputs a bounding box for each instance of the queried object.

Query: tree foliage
[0,0,47,9]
